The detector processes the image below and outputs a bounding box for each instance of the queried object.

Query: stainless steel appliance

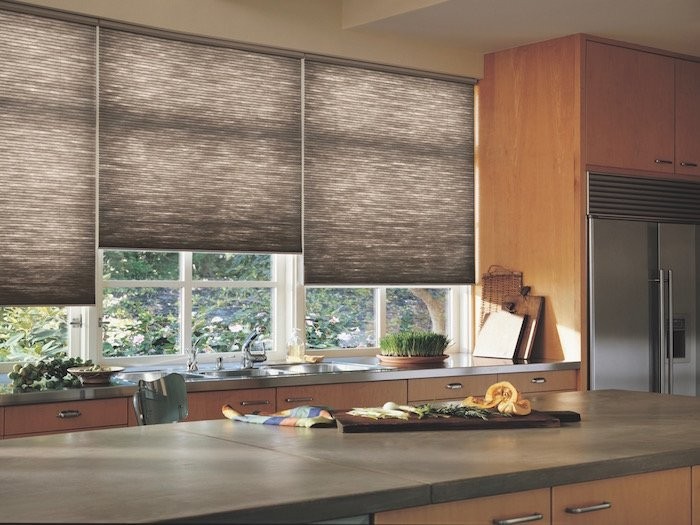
[588,173,700,395]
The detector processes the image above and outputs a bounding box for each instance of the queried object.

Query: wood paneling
[4,398,129,438]
[477,34,584,367]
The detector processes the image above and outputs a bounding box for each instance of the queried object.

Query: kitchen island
[1,390,699,523]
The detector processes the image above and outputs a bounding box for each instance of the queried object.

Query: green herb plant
[379,331,450,357]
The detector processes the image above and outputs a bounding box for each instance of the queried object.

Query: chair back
[133,372,188,425]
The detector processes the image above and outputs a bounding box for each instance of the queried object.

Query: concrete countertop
[0,355,580,406]
[1,390,699,523]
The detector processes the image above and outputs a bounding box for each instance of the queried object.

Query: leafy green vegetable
[379,331,450,357]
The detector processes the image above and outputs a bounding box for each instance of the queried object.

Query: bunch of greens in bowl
[379,331,450,357]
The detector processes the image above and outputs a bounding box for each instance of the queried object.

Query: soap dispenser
[286,328,305,364]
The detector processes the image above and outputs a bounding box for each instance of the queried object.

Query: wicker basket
[478,265,523,329]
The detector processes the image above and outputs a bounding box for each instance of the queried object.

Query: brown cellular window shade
[303,60,475,285]
[0,10,96,306]
[98,28,302,253]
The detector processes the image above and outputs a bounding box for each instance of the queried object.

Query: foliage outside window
[0,307,68,362]
[101,251,273,358]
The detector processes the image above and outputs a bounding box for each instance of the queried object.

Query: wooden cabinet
[407,374,496,403]
[552,467,690,524]
[498,370,578,394]
[479,34,700,385]
[375,488,550,525]
[277,380,407,411]
[676,59,700,176]
[0,407,4,439]
[376,468,690,525]
[4,398,129,438]
[186,388,276,421]
[692,466,700,525]
[585,41,675,174]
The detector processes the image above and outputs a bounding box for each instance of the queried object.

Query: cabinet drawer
[408,374,497,403]
[277,380,407,411]
[552,468,690,524]
[187,388,276,421]
[375,487,550,524]
[498,370,577,394]
[4,398,129,437]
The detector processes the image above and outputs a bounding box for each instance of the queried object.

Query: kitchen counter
[1,390,699,523]
[0,355,579,406]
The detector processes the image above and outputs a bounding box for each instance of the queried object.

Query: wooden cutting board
[335,410,560,433]
[503,295,544,360]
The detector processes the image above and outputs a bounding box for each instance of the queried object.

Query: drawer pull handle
[565,502,612,514]
[680,161,698,167]
[530,377,546,384]
[493,513,544,525]
[654,159,673,164]
[240,400,271,407]
[285,397,313,403]
[57,410,81,419]
[445,382,463,390]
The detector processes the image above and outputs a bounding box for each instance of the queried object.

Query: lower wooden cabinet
[375,468,691,525]
[408,374,497,404]
[4,398,129,438]
[693,466,700,525]
[552,467,690,524]
[498,370,578,394]
[186,388,276,421]
[277,380,407,411]
[375,488,550,525]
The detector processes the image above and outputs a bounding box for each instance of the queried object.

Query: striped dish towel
[222,404,336,428]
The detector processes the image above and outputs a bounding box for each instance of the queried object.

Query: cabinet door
[586,41,675,174]
[375,488,550,525]
[498,370,577,394]
[277,380,407,411]
[675,59,700,177]
[187,388,276,421]
[4,398,129,438]
[552,468,690,524]
[407,374,497,403]
[0,407,4,439]
[693,466,700,525]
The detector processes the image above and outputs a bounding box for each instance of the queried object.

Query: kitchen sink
[115,370,210,383]
[198,367,287,378]
[263,362,391,374]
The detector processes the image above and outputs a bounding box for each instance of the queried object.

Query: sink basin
[263,362,389,375]
[115,370,209,383]
[198,368,287,378]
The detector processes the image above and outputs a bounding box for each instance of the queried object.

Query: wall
[14,0,484,78]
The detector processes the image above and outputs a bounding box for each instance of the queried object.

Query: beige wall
[16,0,483,77]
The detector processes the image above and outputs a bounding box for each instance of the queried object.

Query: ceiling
[342,0,700,58]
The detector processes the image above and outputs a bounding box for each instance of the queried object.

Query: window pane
[102,288,179,357]
[0,307,68,362]
[103,250,179,280]
[192,288,272,352]
[192,253,271,281]
[387,288,448,334]
[305,288,375,349]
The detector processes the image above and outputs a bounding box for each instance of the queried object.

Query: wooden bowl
[67,366,125,386]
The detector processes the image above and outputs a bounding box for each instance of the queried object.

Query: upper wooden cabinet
[586,41,700,177]
[585,41,675,174]
[676,59,700,176]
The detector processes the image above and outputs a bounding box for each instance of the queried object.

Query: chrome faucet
[241,325,267,369]
[186,345,199,372]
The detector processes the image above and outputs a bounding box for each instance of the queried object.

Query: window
[99,251,281,362]
[0,307,69,363]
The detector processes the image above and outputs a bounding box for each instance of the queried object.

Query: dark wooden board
[503,295,544,360]
[335,410,560,433]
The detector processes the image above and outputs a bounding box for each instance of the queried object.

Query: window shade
[0,10,96,305]
[98,29,302,253]
[303,60,475,285]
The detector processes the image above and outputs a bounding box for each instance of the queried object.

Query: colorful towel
[222,404,336,428]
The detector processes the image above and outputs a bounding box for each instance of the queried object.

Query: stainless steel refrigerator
[588,173,700,395]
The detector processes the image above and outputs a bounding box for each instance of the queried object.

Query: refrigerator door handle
[667,269,674,395]
[659,269,666,393]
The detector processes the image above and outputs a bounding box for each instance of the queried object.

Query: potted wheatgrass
[377,331,450,365]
